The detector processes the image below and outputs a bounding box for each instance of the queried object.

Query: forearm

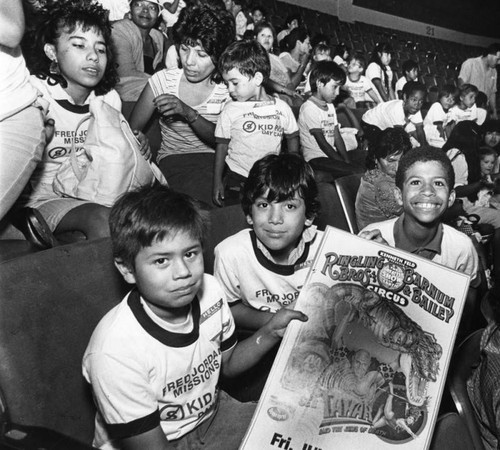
[0,0,24,48]
[372,79,389,102]
[287,62,308,91]
[264,79,295,97]
[367,89,381,104]
[185,106,217,147]
[455,181,483,198]
[414,124,426,146]
[213,143,228,184]
[489,93,497,118]
[230,302,274,331]
[333,127,350,162]
[285,135,300,154]
[129,85,156,131]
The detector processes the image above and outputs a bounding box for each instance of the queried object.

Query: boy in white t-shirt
[423,84,457,147]
[214,153,322,330]
[83,185,307,449]
[213,39,299,207]
[298,60,362,180]
[345,53,382,108]
[395,59,419,99]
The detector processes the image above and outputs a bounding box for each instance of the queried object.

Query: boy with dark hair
[360,146,480,334]
[395,59,419,99]
[83,185,307,450]
[213,39,299,206]
[298,60,362,180]
[362,80,427,147]
[214,153,322,330]
[345,52,382,107]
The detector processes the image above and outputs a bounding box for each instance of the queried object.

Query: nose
[421,181,435,196]
[268,204,283,224]
[172,257,191,279]
[87,47,98,62]
[185,49,195,66]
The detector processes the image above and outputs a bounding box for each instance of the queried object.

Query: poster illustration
[240,226,471,450]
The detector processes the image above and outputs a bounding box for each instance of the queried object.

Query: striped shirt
[149,68,229,160]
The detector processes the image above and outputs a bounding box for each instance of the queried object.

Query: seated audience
[366,42,396,102]
[276,12,300,46]
[355,128,412,230]
[214,153,322,330]
[345,52,382,109]
[279,27,312,94]
[112,0,166,102]
[423,84,457,148]
[395,59,419,99]
[129,4,235,207]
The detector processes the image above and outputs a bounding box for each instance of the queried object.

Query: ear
[316,80,324,90]
[246,214,254,226]
[394,187,403,207]
[114,259,137,285]
[304,217,314,227]
[254,71,264,87]
[44,43,57,62]
[447,189,456,208]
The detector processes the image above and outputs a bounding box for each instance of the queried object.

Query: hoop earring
[49,60,60,76]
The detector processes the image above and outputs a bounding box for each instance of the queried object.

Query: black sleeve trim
[106,410,160,439]
[221,331,238,352]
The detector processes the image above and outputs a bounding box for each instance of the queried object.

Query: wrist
[185,109,199,124]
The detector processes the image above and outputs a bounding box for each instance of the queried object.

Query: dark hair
[402,81,426,98]
[313,43,331,57]
[241,154,320,220]
[309,61,346,93]
[284,13,300,28]
[347,52,366,70]
[442,120,482,184]
[438,84,458,100]
[366,127,412,170]
[310,33,330,49]
[110,185,209,269]
[173,4,235,83]
[482,43,500,57]
[219,39,270,80]
[479,145,497,160]
[402,59,418,75]
[251,5,266,17]
[482,119,500,134]
[333,43,349,58]
[283,26,309,52]
[395,146,455,191]
[23,0,118,96]
[370,42,393,93]
[475,91,488,109]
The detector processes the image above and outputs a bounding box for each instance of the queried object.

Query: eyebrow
[68,35,107,46]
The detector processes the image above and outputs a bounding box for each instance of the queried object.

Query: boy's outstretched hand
[262,308,308,339]
[358,229,389,245]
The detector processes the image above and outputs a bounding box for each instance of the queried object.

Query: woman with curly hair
[21,0,122,240]
[130,3,235,207]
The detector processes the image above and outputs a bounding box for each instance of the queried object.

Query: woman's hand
[153,94,192,120]
[212,179,225,207]
[133,130,152,161]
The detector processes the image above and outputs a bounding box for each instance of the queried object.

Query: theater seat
[0,238,129,448]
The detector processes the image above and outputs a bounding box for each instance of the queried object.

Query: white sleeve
[214,243,242,304]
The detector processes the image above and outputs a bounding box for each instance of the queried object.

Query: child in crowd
[21,0,127,240]
[298,60,362,180]
[476,91,489,125]
[366,42,395,102]
[332,43,349,70]
[362,81,427,147]
[423,84,457,148]
[83,184,307,449]
[345,52,382,108]
[360,146,480,334]
[213,40,299,206]
[303,43,332,94]
[449,83,479,124]
[473,146,499,208]
[214,153,322,330]
[395,59,419,99]
[246,4,266,31]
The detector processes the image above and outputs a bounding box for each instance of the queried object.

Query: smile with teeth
[414,202,440,209]
[83,67,99,76]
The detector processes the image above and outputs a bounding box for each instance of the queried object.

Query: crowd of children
[3,0,500,448]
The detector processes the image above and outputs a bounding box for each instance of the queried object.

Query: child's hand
[212,180,225,207]
[263,308,308,339]
[358,229,389,245]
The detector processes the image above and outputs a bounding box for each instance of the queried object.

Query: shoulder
[111,18,135,33]
[442,224,475,250]
[215,229,251,255]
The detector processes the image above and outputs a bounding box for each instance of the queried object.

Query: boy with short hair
[213,39,299,207]
[214,153,322,330]
[345,52,382,108]
[395,59,419,99]
[360,146,480,334]
[298,60,362,180]
[82,185,307,449]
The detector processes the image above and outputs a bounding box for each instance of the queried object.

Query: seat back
[334,173,363,234]
[0,238,128,445]
[204,204,249,274]
[448,328,485,450]
[429,412,476,450]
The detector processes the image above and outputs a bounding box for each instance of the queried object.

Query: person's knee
[83,206,110,239]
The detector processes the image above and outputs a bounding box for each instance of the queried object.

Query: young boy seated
[214,153,322,331]
[360,146,480,335]
[361,81,427,148]
[344,52,382,109]
[298,60,363,181]
[82,185,307,449]
[395,60,419,99]
[213,39,299,207]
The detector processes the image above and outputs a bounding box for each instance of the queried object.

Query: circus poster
[240,226,471,450]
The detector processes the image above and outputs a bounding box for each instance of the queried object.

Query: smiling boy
[214,153,322,330]
[83,185,307,449]
[360,147,480,334]
[213,39,299,206]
